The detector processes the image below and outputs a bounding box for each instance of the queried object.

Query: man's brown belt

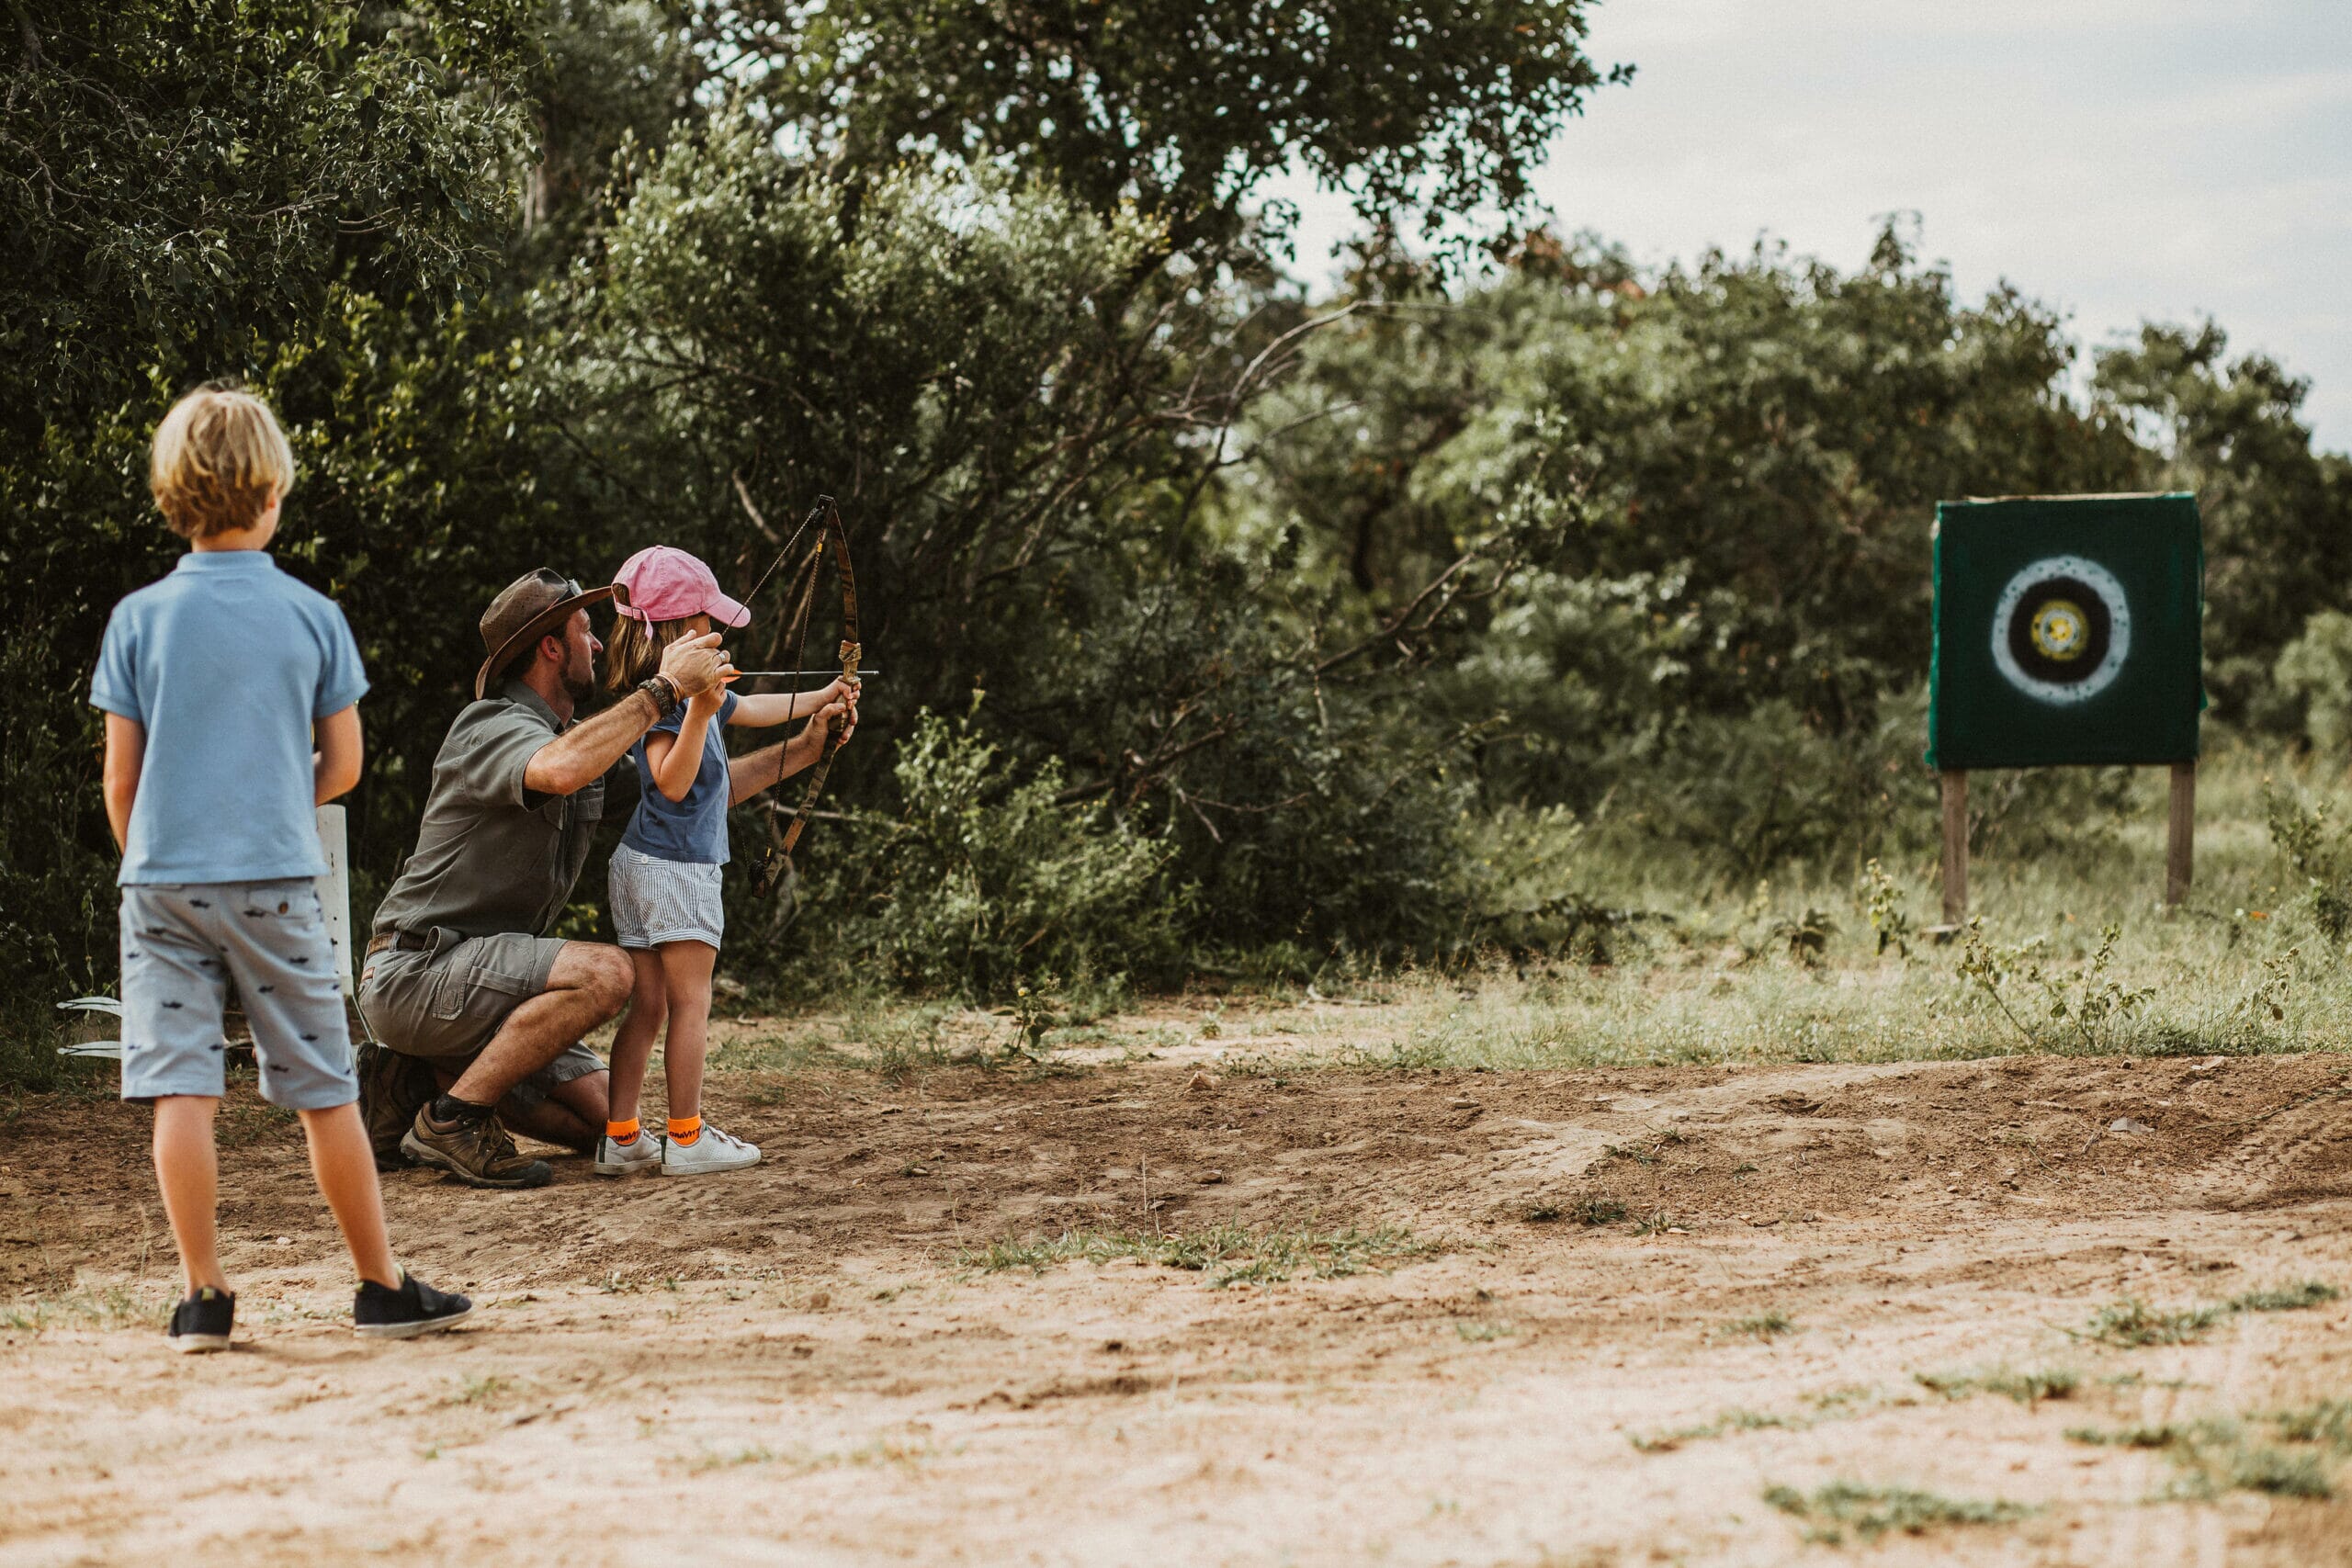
[364,930,434,958]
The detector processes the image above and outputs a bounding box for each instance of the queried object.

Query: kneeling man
[359,570,843,1189]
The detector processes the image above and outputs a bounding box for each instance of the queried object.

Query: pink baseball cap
[611,546,749,627]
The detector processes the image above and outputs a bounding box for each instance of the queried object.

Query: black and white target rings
[1988,555,2131,705]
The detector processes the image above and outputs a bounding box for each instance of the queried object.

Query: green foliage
[710,0,1625,254]
[796,709,1184,998]
[2096,321,2352,728]
[7,0,2352,1065]
[2264,782,2352,944]
[1859,859,1912,958]
[1957,920,2153,1053]
[2272,611,2352,755]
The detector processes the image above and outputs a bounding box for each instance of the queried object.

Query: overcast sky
[1268,0,2352,452]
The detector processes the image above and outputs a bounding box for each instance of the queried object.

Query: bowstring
[761,537,826,868]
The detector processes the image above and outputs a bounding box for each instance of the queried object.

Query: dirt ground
[6,1011,2352,1566]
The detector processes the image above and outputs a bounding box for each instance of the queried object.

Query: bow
[729,478,861,902]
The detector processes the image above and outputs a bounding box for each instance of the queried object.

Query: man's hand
[815,682,859,748]
[723,681,860,806]
[661,630,733,700]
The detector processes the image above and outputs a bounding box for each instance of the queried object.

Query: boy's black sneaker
[166,1286,235,1353]
[354,1269,475,1340]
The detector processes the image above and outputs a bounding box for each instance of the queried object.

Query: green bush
[2274,611,2352,755]
[791,709,1186,999]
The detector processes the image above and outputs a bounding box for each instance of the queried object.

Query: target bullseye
[1989,555,2130,705]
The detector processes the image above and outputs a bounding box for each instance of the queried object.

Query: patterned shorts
[119,879,357,1111]
[608,843,725,949]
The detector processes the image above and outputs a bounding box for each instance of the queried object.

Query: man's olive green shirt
[369,681,605,941]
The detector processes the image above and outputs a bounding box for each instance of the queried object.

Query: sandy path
[6,1048,2352,1565]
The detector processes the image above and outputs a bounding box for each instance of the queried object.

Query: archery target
[1988,555,2131,705]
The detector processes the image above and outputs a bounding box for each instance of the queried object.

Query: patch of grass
[2227,1446,2335,1499]
[2065,1423,2186,1449]
[2271,1400,2352,1454]
[1763,1481,2032,1544]
[955,1222,1434,1289]
[2082,1298,2224,1348]
[448,1374,513,1406]
[1632,1407,1802,1453]
[1916,1366,2079,1406]
[1456,1320,1515,1342]
[2074,1283,2341,1349]
[688,1446,777,1471]
[1631,1210,1687,1237]
[1631,1389,1885,1454]
[2229,1280,2341,1313]
[0,1283,170,1334]
[1521,1194,1631,1224]
[2069,1414,2342,1502]
[1723,1310,1796,1341]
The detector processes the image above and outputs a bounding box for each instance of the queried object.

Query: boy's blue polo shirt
[624,691,740,864]
[90,551,368,886]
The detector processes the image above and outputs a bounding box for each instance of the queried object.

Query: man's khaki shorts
[356,928,603,1103]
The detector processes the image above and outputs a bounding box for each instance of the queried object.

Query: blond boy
[93,385,470,1348]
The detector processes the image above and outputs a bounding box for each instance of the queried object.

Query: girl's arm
[725,690,858,806]
[647,694,723,803]
[314,705,363,804]
[727,679,856,729]
[103,713,146,852]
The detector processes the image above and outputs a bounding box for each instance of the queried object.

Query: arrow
[730,668,880,679]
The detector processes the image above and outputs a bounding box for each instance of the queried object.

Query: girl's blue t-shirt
[623,691,738,864]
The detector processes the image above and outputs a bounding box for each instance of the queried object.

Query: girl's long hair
[605,614,704,691]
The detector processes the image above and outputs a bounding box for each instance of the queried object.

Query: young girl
[594,545,857,1177]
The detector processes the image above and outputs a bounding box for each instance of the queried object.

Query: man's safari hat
[476,569,626,699]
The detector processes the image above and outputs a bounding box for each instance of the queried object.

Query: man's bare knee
[552,942,633,1022]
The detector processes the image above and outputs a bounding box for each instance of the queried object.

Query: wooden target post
[1938,761,2195,923]
[1927,493,2204,923]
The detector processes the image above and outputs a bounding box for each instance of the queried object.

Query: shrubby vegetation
[5,2,2349,1058]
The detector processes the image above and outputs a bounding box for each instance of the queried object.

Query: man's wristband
[638,674,681,720]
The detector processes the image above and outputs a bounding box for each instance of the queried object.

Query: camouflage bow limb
[752,494,859,899]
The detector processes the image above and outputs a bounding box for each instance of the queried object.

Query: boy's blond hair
[149,384,296,539]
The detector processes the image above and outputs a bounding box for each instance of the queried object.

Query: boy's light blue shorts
[119,879,358,1111]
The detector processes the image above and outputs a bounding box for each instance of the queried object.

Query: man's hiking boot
[400,1104,552,1190]
[354,1269,475,1339]
[166,1286,234,1353]
[357,1042,435,1169]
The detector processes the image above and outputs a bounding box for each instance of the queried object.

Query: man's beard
[564,652,597,705]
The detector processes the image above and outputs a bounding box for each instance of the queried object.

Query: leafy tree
[0,1,533,987]
[701,0,1627,255]
[2093,322,2352,728]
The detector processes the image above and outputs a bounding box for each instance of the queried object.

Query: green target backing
[1927,493,2203,770]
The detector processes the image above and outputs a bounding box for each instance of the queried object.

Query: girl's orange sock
[667,1115,702,1146]
[605,1118,640,1145]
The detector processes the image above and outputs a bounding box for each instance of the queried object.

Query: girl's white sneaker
[661,1124,760,1176]
[593,1132,664,1177]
